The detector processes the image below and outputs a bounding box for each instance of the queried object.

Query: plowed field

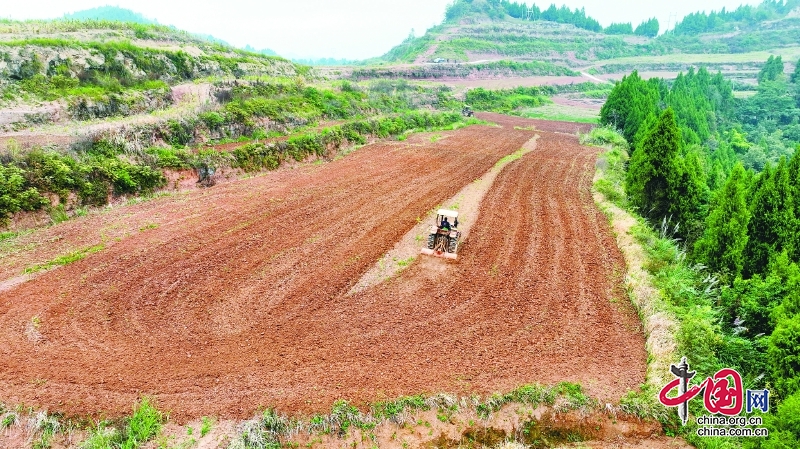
[0,116,646,421]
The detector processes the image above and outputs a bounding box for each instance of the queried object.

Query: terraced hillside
[373,0,800,84]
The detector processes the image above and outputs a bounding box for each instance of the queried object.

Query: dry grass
[592,163,678,392]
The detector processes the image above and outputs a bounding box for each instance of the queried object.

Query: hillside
[375,0,800,83]
[0,18,298,87]
[60,5,265,50]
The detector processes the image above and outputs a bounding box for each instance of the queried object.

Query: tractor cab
[420,209,462,260]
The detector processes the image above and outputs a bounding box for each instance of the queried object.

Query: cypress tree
[677,149,709,242]
[600,71,659,145]
[792,60,800,84]
[626,108,685,225]
[743,158,796,277]
[768,313,800,399]
[788,148,800,261]
[694,163,750,279]
[758,55,785,84]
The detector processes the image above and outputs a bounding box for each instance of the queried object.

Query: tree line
[601,59,800,446]
[672,0,800,35]
[445,0,659,37]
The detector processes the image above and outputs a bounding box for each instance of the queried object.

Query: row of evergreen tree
[672,0,800,35]
[445,1,658,37]
[448,0,798,37]
[603,18,659,37]
[501,1,658,36]
[601,61,800,445]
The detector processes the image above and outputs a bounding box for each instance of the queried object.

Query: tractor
[462,105,474,117]
[420,209,461,260]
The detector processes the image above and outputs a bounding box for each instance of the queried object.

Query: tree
[634,17,659,37]
[789,149,800,261]
[604,22,633,35]
[600,71,659,145]
[694,163,750,278]
[758,55,785,84]
[625,108,690,226]
[792,59,800,84]
[768,313,800,399]
[743,158,796,277]
[676,149,709,242]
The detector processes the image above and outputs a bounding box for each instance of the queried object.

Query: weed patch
[23,244,105,274]
[81,397,164,449]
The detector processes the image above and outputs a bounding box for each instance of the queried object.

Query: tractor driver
[440,217,451,230]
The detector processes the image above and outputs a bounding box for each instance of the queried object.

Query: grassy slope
[0,19,303,98]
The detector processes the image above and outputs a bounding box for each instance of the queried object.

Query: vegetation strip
[0,79,470,227]
[23,243,104,274]
[592,53,800,446]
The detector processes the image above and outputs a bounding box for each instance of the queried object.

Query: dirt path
[0,115,646,422]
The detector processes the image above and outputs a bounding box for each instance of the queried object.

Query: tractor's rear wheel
[427,234,435,250]
[448,237,458,253]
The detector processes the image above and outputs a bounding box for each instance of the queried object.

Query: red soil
[0,116,646,422]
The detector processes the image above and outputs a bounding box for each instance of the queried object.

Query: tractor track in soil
[0,115,646,422]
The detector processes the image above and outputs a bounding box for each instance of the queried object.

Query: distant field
[591,47,800,68]
[734,90,758,99]
[519,103,600,124]
[441,75,591,89]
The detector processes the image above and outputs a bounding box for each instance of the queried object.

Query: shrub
[145,147,192,170]
[768,313,800,399]
[85,158,165,197]
[22,149,81,200]
[81,397,163,449]
[199,111,225,129]
[232,143,281,172]
[0,164,48,224]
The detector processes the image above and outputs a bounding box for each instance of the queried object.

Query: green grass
[229,384,597,447]
[81,397,163,449]
[733,90,757,99]
[396,256,416,268]
[200,417,213,438]
[49,204,69,225]
[23,244,105,274]
[0,230,29,242]
[591,46,800,67]
[494,147,528,169]
[519,104,600,124]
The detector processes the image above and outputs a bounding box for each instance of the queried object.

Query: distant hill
[0,12,302,94]
[61,5,157,24]
[672,0,800,35]
[57,6,278,57]
[243,44,277,57]
[374,0,800,78]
